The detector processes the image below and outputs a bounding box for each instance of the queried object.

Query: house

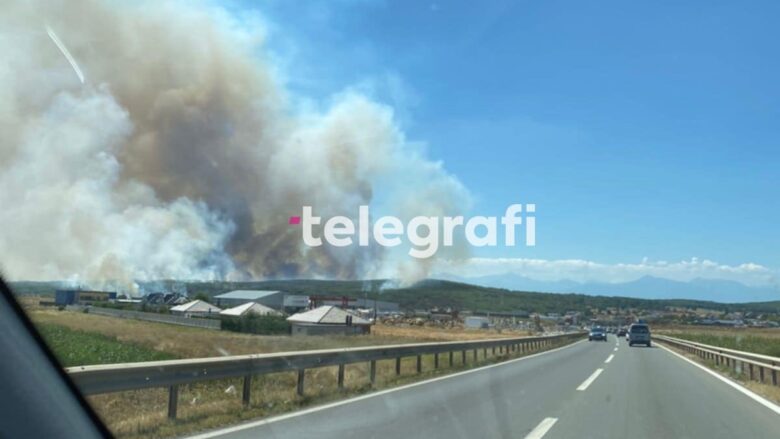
[169,300,221,317]
[287,306,371,336]
[219,302,284,318]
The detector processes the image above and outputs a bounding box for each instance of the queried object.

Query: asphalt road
[190,335,780,439]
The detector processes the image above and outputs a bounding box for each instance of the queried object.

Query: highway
[190,335,780,439]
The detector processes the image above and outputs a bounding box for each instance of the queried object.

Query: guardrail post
[492,346,496,355]
[759,366,765,383]
[395,357,401,375]
[462,350,467,364]
[749,363,754,381]
[370,360,377,386]
[483,347,487,358]
[338,364,345,389]
[434,353,439,368]
[297,369,305,396]
[772,369,777,386]
[416,355,422,373]
[473,349,477,361]
[242,375,252,406]
[167,385,179,419]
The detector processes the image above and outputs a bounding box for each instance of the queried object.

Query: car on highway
[617,327,627,336]
[588,326,608,341]
[628,323,652,347]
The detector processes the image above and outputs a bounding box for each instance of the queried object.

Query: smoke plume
[0,0,470,288]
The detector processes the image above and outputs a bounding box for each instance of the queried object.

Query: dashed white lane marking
[605,354,615,363]
[614,347,618,352]
[577,368,604,391]
[658,343,780,416]
[524,417,558,439]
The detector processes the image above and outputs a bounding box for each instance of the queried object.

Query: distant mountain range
[436,273,780,303]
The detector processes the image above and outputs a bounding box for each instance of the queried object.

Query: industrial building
[219,302,284,318]
[170,300,221,317]
[55,290,117,306]
[464,316,491,329]
[287,306,371,336]
[213,290,309,313]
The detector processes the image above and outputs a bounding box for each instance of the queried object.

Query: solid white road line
[657,343,780,416]
[524,417,559,439]
[577,368,604,391]
[188,339,588,438]
[605,354,614,363]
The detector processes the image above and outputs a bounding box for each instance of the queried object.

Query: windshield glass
[3,2,780,439]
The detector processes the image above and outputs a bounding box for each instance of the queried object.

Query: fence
[655,334,780,386]
[85,306,221,330]
[67,331,584,419]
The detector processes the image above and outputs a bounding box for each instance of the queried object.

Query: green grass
[36,323,176,367]
[669,332,780,357]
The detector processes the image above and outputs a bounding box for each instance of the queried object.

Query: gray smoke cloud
[0,0,470,288]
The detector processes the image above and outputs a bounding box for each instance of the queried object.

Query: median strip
[524,417,558,439]
[577,368,603,391]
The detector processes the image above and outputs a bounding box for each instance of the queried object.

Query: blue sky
[234,0,779,284]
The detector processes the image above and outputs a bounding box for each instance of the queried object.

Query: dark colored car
[617,327,627,336]
[588,327,608,341]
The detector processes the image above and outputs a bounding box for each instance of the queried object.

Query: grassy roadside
[37,323,176,366]
[656,328,780,406]
[26,308,560,438]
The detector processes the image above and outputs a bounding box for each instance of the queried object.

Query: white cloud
[434,257,778,287]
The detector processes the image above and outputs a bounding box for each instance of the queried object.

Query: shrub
[221,314,290,335]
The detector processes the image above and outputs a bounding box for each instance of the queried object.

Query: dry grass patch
[373,324,531,341]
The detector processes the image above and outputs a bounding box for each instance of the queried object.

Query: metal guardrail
[67,331,584,419]
[86,306,221,330]
[655,334,780,387]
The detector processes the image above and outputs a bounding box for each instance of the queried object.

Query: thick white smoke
[0,0,470,287]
